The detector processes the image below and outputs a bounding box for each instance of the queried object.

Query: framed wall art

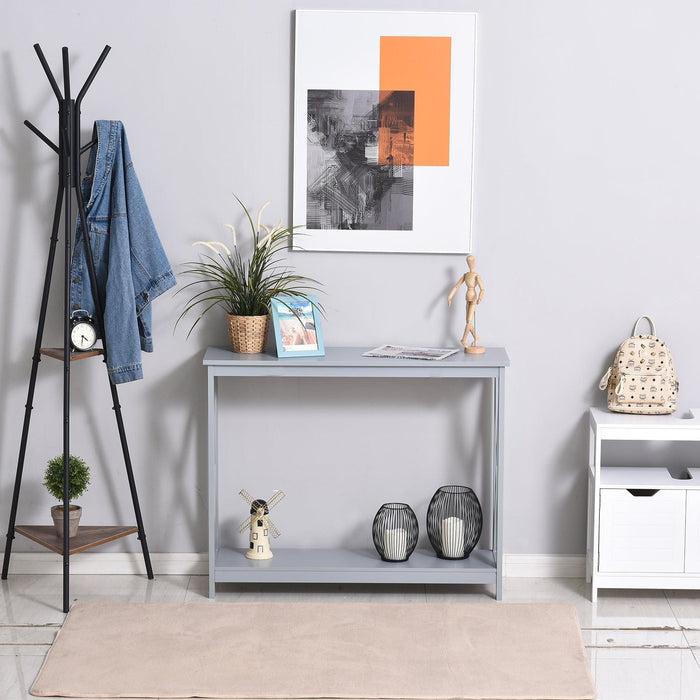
[270,295,325,357]
[292,10,477,254]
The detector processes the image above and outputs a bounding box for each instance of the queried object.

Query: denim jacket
[71,121,176,384]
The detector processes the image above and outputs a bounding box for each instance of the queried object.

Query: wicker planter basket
[227,314,269,354]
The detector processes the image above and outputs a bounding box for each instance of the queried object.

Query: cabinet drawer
[686,491,700,573]
[599,489,686,573]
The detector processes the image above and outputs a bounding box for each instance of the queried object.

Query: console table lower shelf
[213,547,496,585]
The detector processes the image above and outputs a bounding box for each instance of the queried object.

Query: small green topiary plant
[43,454,91,503]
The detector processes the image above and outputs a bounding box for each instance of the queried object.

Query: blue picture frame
[270,295,325,357]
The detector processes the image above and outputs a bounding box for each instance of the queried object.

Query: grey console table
[204,346,509,599]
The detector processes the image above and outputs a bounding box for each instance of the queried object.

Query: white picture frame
[292,10,477,254]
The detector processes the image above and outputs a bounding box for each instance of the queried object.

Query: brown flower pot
[51,504,82,538]
[227,314,269,354]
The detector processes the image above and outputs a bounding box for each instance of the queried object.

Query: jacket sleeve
[104,128,175,383]
[103,150,144,384]
[123,143,176,354]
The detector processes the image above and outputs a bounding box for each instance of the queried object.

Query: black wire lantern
[372,503,419,562]
[426,485,483,559]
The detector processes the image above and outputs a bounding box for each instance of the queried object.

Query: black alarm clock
[69,310,98,351]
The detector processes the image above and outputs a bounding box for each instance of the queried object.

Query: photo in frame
[270,295,325,357]
[292,10,477,254]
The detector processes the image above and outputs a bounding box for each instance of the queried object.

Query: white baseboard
[5,552,585,578]
[5,552,208,576]
[504,554,586,578]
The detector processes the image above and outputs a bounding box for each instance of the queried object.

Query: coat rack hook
[24,120,59,153]
[32,43,62,102]
[61,47,71,103]
[76,45,111,107]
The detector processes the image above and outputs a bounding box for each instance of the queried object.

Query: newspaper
[362,345,460,361]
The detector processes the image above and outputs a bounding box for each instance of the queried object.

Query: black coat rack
[1,45,153,613]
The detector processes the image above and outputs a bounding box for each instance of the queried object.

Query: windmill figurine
[238,489,286,560]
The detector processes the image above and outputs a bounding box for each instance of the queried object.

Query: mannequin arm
[476,275,485,303]
[447,276,465,306]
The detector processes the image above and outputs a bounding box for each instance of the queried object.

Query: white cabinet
[587,408,700,602]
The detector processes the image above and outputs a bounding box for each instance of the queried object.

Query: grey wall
[2,0,699,558]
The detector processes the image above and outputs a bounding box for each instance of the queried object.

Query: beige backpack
[599,316,678,415]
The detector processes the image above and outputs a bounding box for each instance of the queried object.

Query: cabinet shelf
[14,525,138,555]
[40,347,104,362]
[600,466,700,489]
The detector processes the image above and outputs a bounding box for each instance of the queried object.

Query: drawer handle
[627,489,659,497]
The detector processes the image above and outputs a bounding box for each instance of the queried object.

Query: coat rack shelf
[1,44,153,612]
[40,348,105,361]
[13,525,138,556]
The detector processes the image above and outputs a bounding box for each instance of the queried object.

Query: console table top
[203,345,509,370]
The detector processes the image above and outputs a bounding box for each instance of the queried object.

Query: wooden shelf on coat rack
[40,347,105,361]
[14,525,138,556]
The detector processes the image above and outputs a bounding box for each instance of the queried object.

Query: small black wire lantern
[372,503,419,562]
[426,485,483,559]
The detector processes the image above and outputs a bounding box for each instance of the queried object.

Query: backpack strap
[632,315,655,336]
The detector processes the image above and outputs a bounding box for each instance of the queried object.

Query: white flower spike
[193,240,231,257]
[256,201,270,234]
[257,228,273,249]
[222,223,237,247]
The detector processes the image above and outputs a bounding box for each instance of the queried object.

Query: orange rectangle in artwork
[380,36,451,166]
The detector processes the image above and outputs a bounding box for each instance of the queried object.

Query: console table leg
[207,370,218,599]
[494,368,505,601]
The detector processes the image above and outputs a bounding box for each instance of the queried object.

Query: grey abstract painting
[306,89,414,231]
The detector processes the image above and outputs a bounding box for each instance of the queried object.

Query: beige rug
[31,601,595,699]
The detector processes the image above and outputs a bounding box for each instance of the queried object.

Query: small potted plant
[43,454,91,538]
[177,195,322,353]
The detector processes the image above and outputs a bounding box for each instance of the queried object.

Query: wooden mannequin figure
[447,254,485,354]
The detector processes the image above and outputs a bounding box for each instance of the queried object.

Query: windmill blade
[266,490,286,511]
[266,516,281,539]
[237,515,253,533]
[239,488,255,505]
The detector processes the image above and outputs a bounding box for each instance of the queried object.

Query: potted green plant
[177,195,322,353]
[43,454,91,538]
